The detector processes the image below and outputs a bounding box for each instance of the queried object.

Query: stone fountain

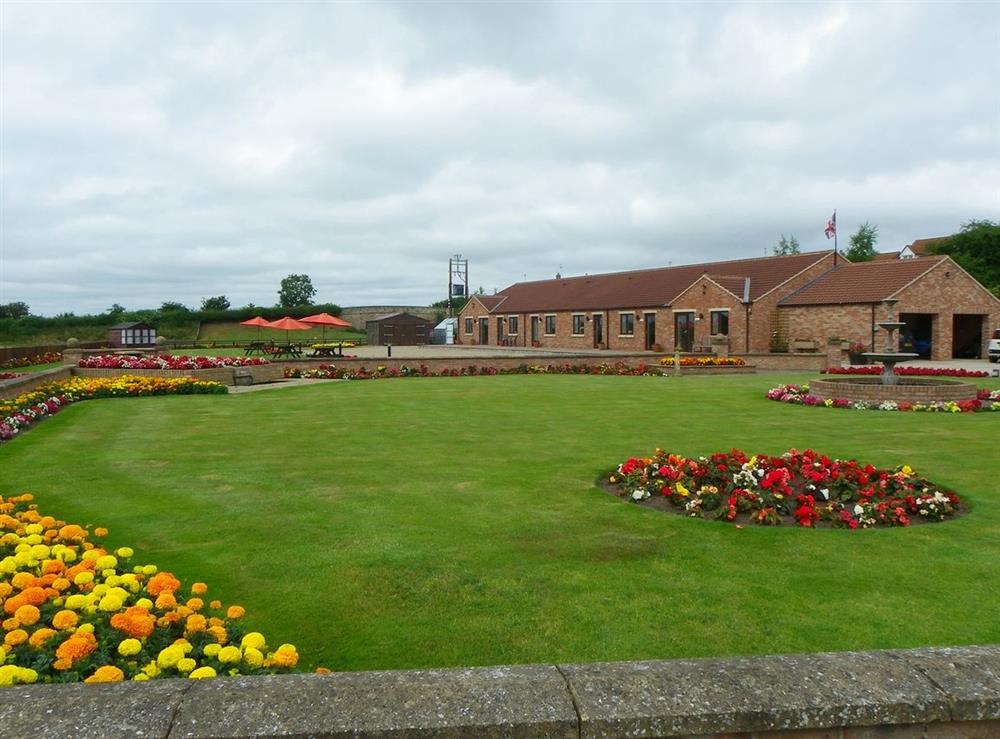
[862,298,919,386]
[808,298,977,404]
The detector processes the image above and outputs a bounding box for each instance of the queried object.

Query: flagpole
[833,209,838,266]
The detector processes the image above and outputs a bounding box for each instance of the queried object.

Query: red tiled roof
[487,251,832,313]
[779,257,946,306]
[468,294,508,311]
[873,251,902,261]
[705,275,748,299]
[906,236,949,255]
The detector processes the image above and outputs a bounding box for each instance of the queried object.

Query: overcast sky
[1,1,998,316]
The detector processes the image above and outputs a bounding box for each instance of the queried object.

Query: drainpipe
[871,304,876,350]
[745,303,751,354]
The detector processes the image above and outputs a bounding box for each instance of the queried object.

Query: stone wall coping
[1,646,998,738]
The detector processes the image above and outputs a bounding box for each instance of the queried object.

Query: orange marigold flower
[186,597,204,611]
[226,605,245,619]
[209,600,222,610]
[14,604,40,626]
[58,524,87,541]
[206,625,228,644]
[51,578,71,592]
[84,665,124,683]
[29,627,57,648]
[315,667,332,674]
[191,582,208,595]
[146,572,181,596]
[2,617,20,631]
[55,632,98,664]
[0,582,11,599]
[109,606,156,639]
[4,629,29,647]
[184,614,207,634]
[52,658,73,671]
[52,610,79,630]
[42,560,64,575]
[154,592,177,610]
[10,572,35,591]
[19,587,48,607]
[93,527,108,537]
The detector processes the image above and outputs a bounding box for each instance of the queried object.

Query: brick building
[457,250,1000,360]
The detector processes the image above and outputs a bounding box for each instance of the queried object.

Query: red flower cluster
[610,447,962,528]
[823,366,988,378]
[0,352,61,370]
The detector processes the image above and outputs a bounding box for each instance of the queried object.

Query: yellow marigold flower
[141,662,159,677]
[217,645,242,664]
[242,647,264,668]
[95,555,117,570]
[75,623,95,635]
[98,592,126,612]
[115,547,134,558]
[84,665,124,683]
[176,658,196,673]
[135,597,153,610]
[4,629,28,647]
[141,564,157,576]
[28,628,57,648]
[173,638,193,654]
[240,632,266,652]
[118,638,142,657]
[226,605,245,619]
[64,594,88,610]
[0,646,6,665]
[133,673,150,681]
[202,643,222,658]
[156,645,184,669]
[188,666,216,680]
[191,582,208,595]
[73,571,94,586]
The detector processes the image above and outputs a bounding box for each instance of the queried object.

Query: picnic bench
[244,341,271,356]
[269,343,303,359]
[309,342,356,358]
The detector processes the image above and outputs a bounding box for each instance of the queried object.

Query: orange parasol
[239,315,272,339]
[299,312,352,341]
[263,316,313,342]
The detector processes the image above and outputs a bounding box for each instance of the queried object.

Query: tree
[200,295,231,311]
[106,303,126,315]
[0,301,31,319]
[773,234,801,256]
[278,274,316,307]
[928,220,1000,297]
[160,301,189,312]
[845,221,879,262]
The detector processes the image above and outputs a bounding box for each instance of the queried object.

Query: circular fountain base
[810,376,978,404]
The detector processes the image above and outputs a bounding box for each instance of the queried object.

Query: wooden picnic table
[244,341,271,356]
[269,343,303,359]
[309,342,355,358]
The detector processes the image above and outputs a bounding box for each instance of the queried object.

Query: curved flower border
[286,361,670,380]
[1,494,299,686]
[608,448,962,529]
[79,355,269,370]
[1,376,228,445]
[822,366,988,378]
[766,383,1000,413]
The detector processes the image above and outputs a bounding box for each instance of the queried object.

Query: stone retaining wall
[73,364,285,386]
[1,646,997,738]
[735,352,829,371]
[0,367,74,400]
[811,377,978,403]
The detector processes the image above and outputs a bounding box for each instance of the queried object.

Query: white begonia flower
[854,504,864,516]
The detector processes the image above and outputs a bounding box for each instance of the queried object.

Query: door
[531,316,541,344]
[479,318,489,345]
[497,317,505,346]
[674,312,694,352]
[593,313,604,348]
[644,313,657,350]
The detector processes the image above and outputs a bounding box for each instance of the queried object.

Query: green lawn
[1,374,998,671]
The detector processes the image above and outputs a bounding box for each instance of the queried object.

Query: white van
[989,328,1000,363]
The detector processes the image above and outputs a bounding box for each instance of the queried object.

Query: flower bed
[0,494,299,686]
[823,366,989,378]
[1,376,228,444]
[766,383,1000,413]
[0,373,24,381]
[0,352,62,371]
[608,448,962,528]
[284,361,665,380]
[79,355,269,370]
[659,356,746,367]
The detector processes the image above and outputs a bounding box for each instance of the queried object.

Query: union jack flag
[824,211,837,240]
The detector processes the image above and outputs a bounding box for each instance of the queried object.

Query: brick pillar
[711,335,729,357]
[826,338,846,368]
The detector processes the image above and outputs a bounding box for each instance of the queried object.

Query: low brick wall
[0,367,74,400]
[734,352,829,372]
[281,354,756,376]
[811,377,978,403]
[1,646,997,738]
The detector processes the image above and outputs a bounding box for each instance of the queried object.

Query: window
[710,310,729,336]
[619,313,635,336]
[508,316,519,335]
[464,318,473,334]
[572,315,586,335]
[544,315,556,335]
